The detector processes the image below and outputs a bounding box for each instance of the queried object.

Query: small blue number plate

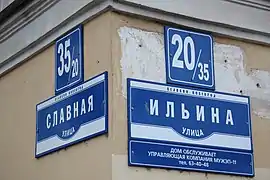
[165,26,214,89]
[55,25,84,94]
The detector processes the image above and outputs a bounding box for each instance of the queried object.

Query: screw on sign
[165,26,215,90]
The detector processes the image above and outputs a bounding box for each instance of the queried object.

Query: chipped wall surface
[118,26,270,120]
[113,13,270,180]
[214,43,270,119]
[118,26,165,98]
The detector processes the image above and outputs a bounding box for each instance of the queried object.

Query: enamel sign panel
[36,72,108,157]
[55,24,84,94]
[127,78,254,176]
[164,26,215,89]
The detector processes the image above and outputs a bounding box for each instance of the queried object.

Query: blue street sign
[36,72,108,158]
[164,26,214,89]
[55,24,84,94]
[130,141,253,176]
[127,78,254,176]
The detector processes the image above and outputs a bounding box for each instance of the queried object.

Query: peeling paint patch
[118,26,165,98]
[214,43,270,119]
[118,26,270,119]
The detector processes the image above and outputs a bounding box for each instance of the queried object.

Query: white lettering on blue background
[60,108,64,124]
[181,103,190,119]
[62,127,75,137]
[46,95,93,129]
[88,95,93,112]
[147,148,223,164]
[196,105,205,121]
[148,99,234,126]
[146,146,240,168]
[150,99,159,116]
[81,99,86,115]
[46,114,51,129]
[74,101,79,118]
[53,111,58,127]
[226,110,234,125]
[211,107,220,124]
[166,101,175,118]
[66,105,71,121]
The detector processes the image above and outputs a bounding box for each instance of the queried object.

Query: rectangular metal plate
[36,72,108,157]
[127,78,254,176]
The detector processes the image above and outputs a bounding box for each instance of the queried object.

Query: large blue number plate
[127,78,254,176]
[165,26,214,89]
[36,72,108,158]
[55,24,84,94]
